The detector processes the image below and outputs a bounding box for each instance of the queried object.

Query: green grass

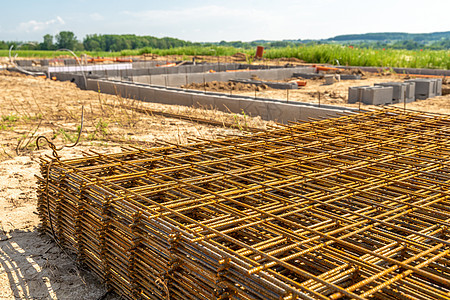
[1,44,449,69]
[0,49,129,58]
[264,45,450,69]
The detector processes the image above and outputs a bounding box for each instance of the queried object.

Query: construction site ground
[0,71,268,299]
[0,63,449,299]
[182,72,450,115]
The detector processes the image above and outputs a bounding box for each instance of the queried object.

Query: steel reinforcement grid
[36,108,450,300]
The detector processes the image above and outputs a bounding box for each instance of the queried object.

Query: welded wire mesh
[37,108,450,300]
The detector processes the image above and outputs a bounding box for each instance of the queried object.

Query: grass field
[1,44,449,69]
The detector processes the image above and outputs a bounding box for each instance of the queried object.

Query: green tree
[39,34,54,50]
[55,31,78,50]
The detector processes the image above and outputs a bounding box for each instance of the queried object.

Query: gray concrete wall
[51,73,88,89]
[87,79,356,124]
[131,66,315,87]
[63,63,314,81]
[337,66,450,76]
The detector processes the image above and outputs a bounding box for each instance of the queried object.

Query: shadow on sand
[0,228,117,299]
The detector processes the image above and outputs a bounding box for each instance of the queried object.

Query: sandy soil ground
[0,152,117,300]
[0,71,269,299]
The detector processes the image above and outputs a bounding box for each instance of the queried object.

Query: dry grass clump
[0,71,270,161]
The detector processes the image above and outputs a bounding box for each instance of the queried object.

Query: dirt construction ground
[183,71,450,115]
[0,65,448,299]
[0,71,269,299]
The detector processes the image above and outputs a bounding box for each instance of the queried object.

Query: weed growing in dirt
[96,119,108,136]
[1,114,20,130]
[233,110,249,131]
[57,128,78,143]
[2,115,19,122]
[87,119,109,140]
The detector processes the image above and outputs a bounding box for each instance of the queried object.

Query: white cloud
[90,13,104,21]
[17,16,65,33]
[121,5,290,41]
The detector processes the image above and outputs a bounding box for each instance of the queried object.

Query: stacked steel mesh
[37,108,450,300]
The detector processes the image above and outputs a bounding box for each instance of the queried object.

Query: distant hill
[326,31,450,42]
[246,31,450,50]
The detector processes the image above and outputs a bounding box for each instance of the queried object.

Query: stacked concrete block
[362,86,393,105]
[375,82,415,103]
[348,86,393,105]
[434,78,442,96]
[348,86,370,104]
[405,78,442,100]
[324,75,335,85]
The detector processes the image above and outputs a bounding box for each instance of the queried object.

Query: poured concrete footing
[87,79,356,123]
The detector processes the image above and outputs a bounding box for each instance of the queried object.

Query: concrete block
[166,74,187,87]
[348,86,370,103]
[219,72,237,81]
[166,67,178,74]
[234,71,252,80]
[405,79,436,100]
[362,86,393,105]
[404,82,415,102]
[149,75,166,86]
[375,82,406,103]
[256,69,279,80]
[149,68,165,75]
[133,75,151,84]
[205,72,222,82]
[324,75,335,85]
[296,67,316,73]
[375,82,415,103]
[434,78,442,96]
[188,73,206,84]
[191,65,206,73]
[277,69,295,79]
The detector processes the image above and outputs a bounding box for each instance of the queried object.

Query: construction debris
[37,108,450,300]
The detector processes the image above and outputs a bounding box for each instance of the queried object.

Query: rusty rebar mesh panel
[37,108,450,300]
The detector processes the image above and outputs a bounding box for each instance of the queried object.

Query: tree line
[0,31,197,51]
[0,31,448,52]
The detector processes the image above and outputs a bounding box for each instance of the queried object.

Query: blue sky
[1,0,449,42]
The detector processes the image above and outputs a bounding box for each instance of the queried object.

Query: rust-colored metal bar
[37,108,450,300]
